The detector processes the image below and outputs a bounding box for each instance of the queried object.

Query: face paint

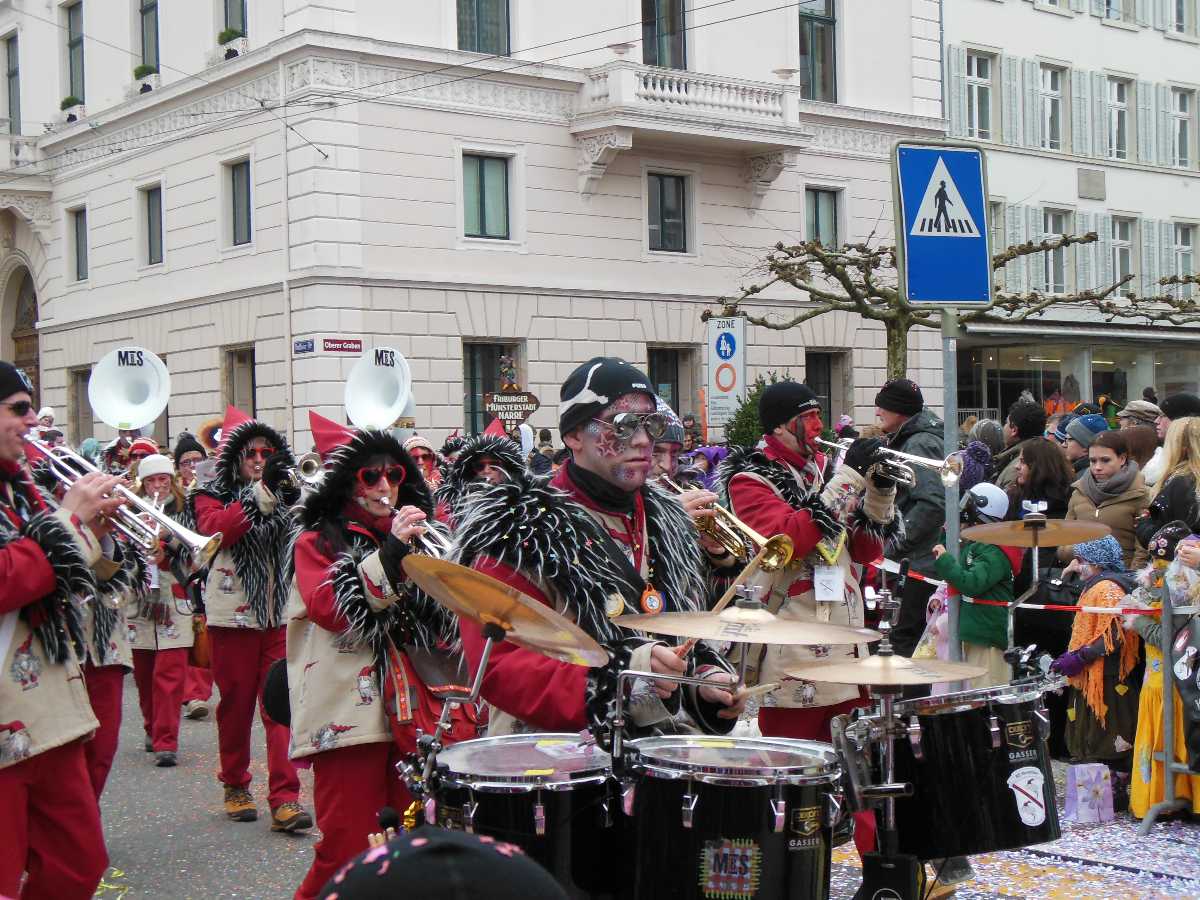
[573,393,654,490]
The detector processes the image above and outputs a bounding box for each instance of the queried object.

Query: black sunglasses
[5,400,32,417]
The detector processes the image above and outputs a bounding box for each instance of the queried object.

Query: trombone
[661,477,793,572]
[27,438,223,569]
[814,438,963,488]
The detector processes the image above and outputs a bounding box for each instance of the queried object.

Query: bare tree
[704,233,1196,379]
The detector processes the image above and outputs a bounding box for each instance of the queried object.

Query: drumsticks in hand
[367,806,400,848]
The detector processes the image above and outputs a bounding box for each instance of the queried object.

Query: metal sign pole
[941,309,962,663]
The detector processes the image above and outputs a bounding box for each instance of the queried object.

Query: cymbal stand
[855,562,926,900]
[1010,510,1049,650]
[402,621,506,799]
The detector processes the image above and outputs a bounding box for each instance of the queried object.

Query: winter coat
[128,502,195,651]
[1058,472,1150,566]
[994,436,1042,491]
[1136,473,1200,549]
[933,541,1017,650]
[884,408,946,575]
[81,543,145,670]
[721,441,897,709]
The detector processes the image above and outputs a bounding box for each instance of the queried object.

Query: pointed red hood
[309,411,356,461]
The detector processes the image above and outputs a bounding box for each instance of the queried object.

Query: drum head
[437,733,611,789]
[630,735,841,783]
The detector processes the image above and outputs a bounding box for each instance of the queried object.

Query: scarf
[343,499,395,539]
[1067,572,1140,726]
[566,460,636,515]
[1077,462,1139,507]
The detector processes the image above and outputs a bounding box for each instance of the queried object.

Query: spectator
[955,441,993,493]
[537,427,552,449]
[1045,415,1062,441]
[1117,399,1161,430]
[994,401,1048,490]
[1058,431,1149,568]
[958,414,978,447]
[1006,438,1074,520]
[1143,385,1159,405]
[874,378,945,659]
[1063,413,1110,477]
[968,418,1005,458]
[1155,392,1200,441]
[1123,424,1162,487]
[691,445,729,491]
[1136,416,1200,543]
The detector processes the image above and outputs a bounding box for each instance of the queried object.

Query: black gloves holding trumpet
[841,437,896,490]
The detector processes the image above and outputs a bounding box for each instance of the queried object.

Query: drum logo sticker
[1005,720,1038,764]
[1006,766,1047,827]
[699,838,761,899]
[788,805,822,851]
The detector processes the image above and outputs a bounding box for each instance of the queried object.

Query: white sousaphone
[89,345,172,431]
[344,346,413,430]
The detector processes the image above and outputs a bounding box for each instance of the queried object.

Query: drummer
[716,382,899,856]
[433,433,526,527]
[453,357,745,741]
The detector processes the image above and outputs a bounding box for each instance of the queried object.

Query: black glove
[379,534,410,591]
[262,452,301,505]
[842,437,883,476]
[871,469,897,491]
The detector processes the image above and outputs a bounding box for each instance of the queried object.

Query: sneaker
[223,786,258,822]
[184,700,210,720]
[271,802,313,833]
[143,734,153,752]
[155,751,177,768]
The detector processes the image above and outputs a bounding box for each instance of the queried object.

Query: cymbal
[788,654,988,686]
[613,605,881,646]
[401,555,609,668]
[962,518,1111,548]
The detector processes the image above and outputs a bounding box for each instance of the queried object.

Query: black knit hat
[172,432,207,466]
[1160,392,1200,421]
[759,381,821,434]
[874,378,924,417]
[318,826,568,900]
[0,361,32,401]
[558,357,653,435]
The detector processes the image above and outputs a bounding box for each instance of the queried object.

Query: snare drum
[624,736,845,900]
[433,733,627,898]
[892,680,1061,860]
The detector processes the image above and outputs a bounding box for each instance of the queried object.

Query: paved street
[97,685,315,899]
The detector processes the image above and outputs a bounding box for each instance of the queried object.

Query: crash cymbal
[401,555,609,668]
[613,605,880,646]
[788,654,988,686]
[962,517,1111,548]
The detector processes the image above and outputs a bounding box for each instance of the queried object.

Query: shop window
[798,0,835,103]
[966,52,993,141]
[464,342,516,435]
[642,0,685,69]
[223,346,255,415]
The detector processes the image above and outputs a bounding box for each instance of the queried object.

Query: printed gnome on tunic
[185,405,294,630]
[293,413,457,672]
[434,434,528,525]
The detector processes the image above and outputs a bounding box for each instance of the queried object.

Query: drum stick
[675,544,771,658]
[740,681,779,698]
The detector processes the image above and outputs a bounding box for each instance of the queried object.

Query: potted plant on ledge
[133,64,159,93]
[60,96,84,123]
[218,28,246,60]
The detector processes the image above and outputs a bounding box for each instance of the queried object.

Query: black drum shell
[435,780,630,899]
[890,695,1061,860]
[628,776,836,900]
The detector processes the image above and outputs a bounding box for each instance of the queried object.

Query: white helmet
[962,482,1008,522]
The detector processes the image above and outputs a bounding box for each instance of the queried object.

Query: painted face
[651,442,682,479]
[178,451,204,483]
[567,392,654,491]
[239,436,274,482]
[875,407,907,435]
[354,457,402,518]
[0,393,36,463]
[474,455,508,485]
[142,473,173,501]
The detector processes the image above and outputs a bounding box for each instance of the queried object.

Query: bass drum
[432,733,628,899]
[625,736,844,900]
[891,681,1061,860]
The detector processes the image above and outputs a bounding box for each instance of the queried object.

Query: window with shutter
[1136,0,1151,25]
[1002,55,1022,147]
[1024,59,1041,148]
[947,46,968,137]
[1005,204,1027,292]
[1173,223,1195,298]
[1169,88,1194,167]
[1077,212,1096,289]
[1041,209,1069,293]
[1111,218,1135,289]
[1071,70,1091,156]
[1092,73,1108,161]
[966,52,994,140]
[1040,66,1065,151]
[1136,81,1154,163]
[1161,221,1178,295]
[1140,219,1159,296]
[1097,213,1114,287]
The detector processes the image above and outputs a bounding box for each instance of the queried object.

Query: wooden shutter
[1071,69,1091,156]
[1077,212,1095,290]
[1161,221,1177,294]
[1141,219,1160,297]
[1002,55,1023,147]
[947,46,968,137]
[1024,59,1041,148]
[1157,84,1173,165]
[1097,213,1114,289]
[1093,73,1109,159]
[1136,80,1155,163]
[1005,203,1027,292]
[1027,206,1046,292]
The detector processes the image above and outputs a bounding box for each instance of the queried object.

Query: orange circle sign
[715,363,737,393]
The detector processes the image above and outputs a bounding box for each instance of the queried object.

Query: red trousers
[759,700,877,858]
[82,663,125,798]
[132,648,188,753]
[184,663,214,703]
[295,741,412,900]
[0,739,109,900]
[208,625,299,809]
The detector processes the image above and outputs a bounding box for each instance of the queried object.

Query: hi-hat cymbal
[962,518,1111,548]
[402,555,609,668]
[788,654,988,686]
[613,605,880,646]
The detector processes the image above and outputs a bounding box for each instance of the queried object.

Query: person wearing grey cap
[1063,413,1110,476]
[1117,399,1161,430]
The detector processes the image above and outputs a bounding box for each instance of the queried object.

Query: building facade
[944,0,1200,423]
[0,0,945,449]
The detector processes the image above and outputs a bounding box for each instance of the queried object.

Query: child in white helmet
[931,483,1023,687]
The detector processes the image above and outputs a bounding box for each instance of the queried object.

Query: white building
[0,0,945,449]
[944,0,1200,422]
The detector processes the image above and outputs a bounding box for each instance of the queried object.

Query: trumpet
[815,438,962,488]
[28,438,223,569]
[380,499,453,558]
[661,477,793,572]
[283,452,326,489]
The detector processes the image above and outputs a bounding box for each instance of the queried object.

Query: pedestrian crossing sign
[893,142,992,306]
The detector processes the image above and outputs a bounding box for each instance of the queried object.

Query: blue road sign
[893,143,992,306]
[715,331,736,360]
